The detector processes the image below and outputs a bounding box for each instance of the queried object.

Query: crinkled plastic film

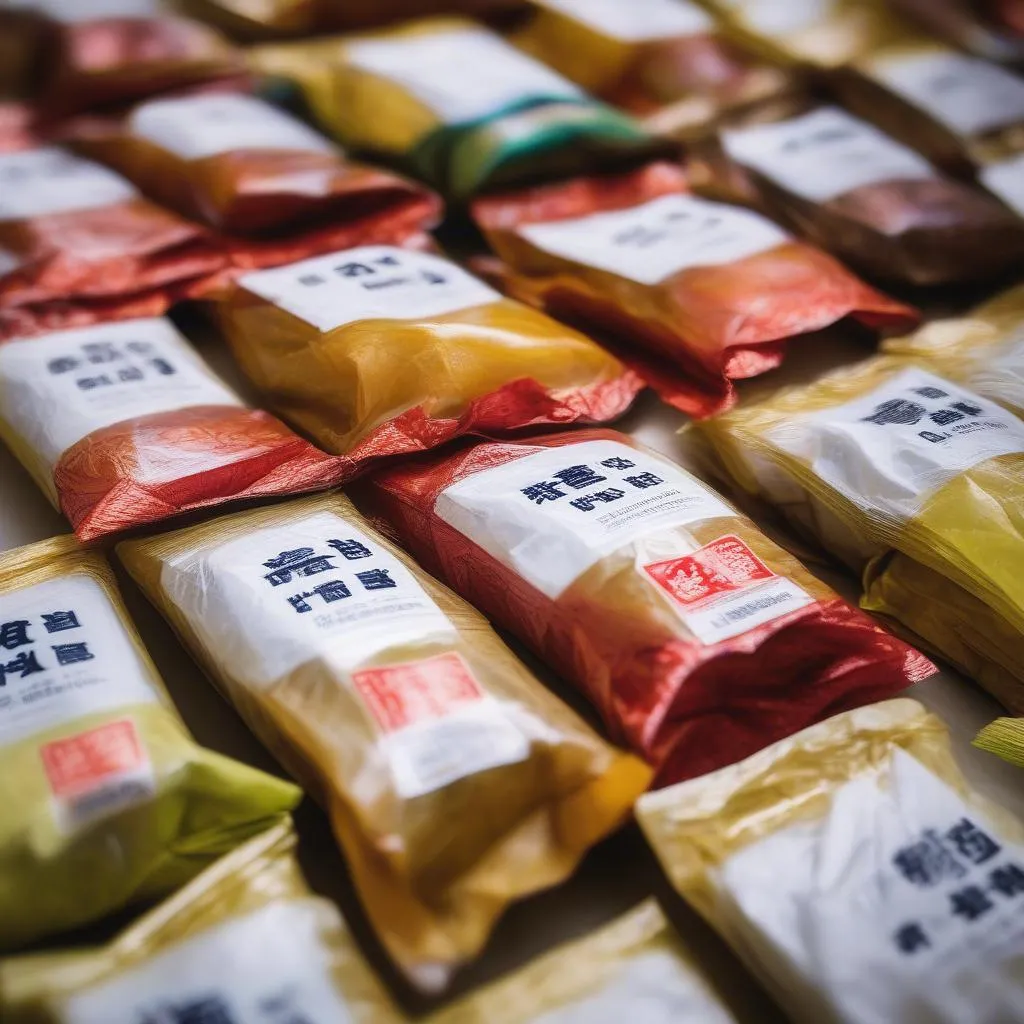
[0,535,300,953]
[472,162,917,418]
[637,699,1024,1024]
[118,493,651,990]
[974,718,1024,768]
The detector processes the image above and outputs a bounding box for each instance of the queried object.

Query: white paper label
[969,329,1024,416]
[346,25,582,125]
[768,368,1024,522]
[535,0,713,41]
[0,318,242,473]
[870,50,1024,138]
[435,440,733,599]
[64,901,355,1024]
[160,511,458,688]
[240,245,500,332]
[0,147,137,221]
[129,93,336,161]
[723,107,936,203]
[719,750,1024,1023]
[518,194,789,285]
[980,153,1024,217]
[0,574,159,746]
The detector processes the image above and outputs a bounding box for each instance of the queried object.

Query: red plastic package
[0,315,347,541]
[472,162,919,418]
[360,429,935,784]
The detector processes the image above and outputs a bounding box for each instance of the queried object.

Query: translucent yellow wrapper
[0,819,403,1024]
[118,493,651,990]
[0,536,300,953]
[429,898,736,1023]
[884,282,1024,417]
[637,699,1024,1024]
[974,718,1024,768]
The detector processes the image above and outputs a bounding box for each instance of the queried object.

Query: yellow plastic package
[637,699,1024,1024]
[0,819,405,1024]
[118,493,651,990]
[0,535,300,953]
[884,282,1024,417]
[974,718,1024,768]
[429,899,737,1024]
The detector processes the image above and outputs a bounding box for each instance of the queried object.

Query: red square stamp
[643,535,775,608]
[41,719,146,798]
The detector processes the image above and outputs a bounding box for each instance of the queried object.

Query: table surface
[1,319,1021,1020]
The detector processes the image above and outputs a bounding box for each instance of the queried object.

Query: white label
[0,147,136,221]
[969,330,1024,416]
[435,440,733,600]
[346,26,582,125]
[240,245,500,333]
[723,107,935,203]
[160,511,458,688]
[980,153,1024,217]
[870,50,1024,138]
[718,750,1024,1023]
[0,318,242,473]
[767,368,1024,522]
[518,194,789,285]
[0,574,159,746]
[534,0,713,41]
[64,900,355,1024]
[129,93,337,161]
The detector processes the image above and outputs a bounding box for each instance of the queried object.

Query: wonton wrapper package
[974,717,1024,768]
[637,699,1024,1024]
[211,244,642,464]
[250,17,660,199]
[512,0,792,140]
[118,493,651,990]
[718,105,1024,285]
[0,820,404,1024]
[0,535,300,953]
[0,316,347,542]
[428,898,736,1024]
[361,429,933,785]
[472,161,917,418]
[695,355,1024,711]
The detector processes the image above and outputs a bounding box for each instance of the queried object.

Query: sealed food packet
[0,820,404,1024]
[210,244,642,464]
[636,699,1024,1024]
[974,718,1024,768]
[0,145,225,339]
[718,105,1024,284]
[117,492,652,990]
[883,282,1024,416]
[0,316,348,542]
[249,17,661,199]
[979,151,1024,219]
[69,91,442,268]
[0,535,300,953]
[428,898,736,1024]
[888,0,1024,63]
[361,428,933,784]
[472,161,917,418]
[511,0,792,140]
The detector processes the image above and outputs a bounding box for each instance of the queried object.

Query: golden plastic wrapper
[429,898,736,1023]
[637,698,1024,1024]
[0,534,300,953]
[974,718,1024,768]
[0,819,405,1024]
[118,492,652,991]
[884,282,1024,416]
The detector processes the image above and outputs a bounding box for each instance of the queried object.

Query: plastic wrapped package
[511,0,793,140]
[0,821,405,1024]
[0,316,348,542]
[428,899,736,1024]
[472,162,917,418]
[974,718,1024,768]
[118,493,652,990]
[888,0,1024,63]
[209,244,642,465]
[249,18,661,199]
[718,105,1024,284]
[0,535,300,953]
[0,145,225,339]
[979,152,1024,218]
[636,699,1024,1024]
[69,90,442,271]
[360,428,933,785]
